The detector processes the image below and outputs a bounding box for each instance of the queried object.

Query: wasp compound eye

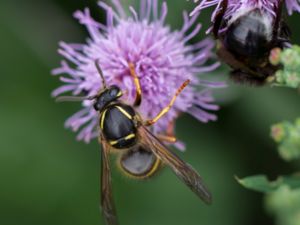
[93,101,101,111]
[109,86,120,97]
[93,95,104,111]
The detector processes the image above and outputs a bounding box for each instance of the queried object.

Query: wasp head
[93,85,122,111]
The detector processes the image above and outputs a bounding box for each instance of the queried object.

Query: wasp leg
[157,120,177,143]
[128,62,142,107]
[157,134,177,143]
[212,0,228,38]
[144,80,190,126]
[277,21,292,49]
[273,0,283,38]
[272,0,291,49]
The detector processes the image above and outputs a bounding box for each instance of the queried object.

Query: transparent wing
[100,137,119,225]
[138,126,212,204]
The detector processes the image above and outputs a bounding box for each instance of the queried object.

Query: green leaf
[236,175,300,193]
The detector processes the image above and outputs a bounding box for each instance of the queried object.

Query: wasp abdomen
[100,103,137,149]
[119,146,160,178]
[224,10,271,60]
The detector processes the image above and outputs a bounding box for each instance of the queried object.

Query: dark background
[0,1,299,225]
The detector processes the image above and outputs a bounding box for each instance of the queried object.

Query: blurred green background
[0,1,300,225]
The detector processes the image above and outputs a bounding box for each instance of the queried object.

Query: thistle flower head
[191,0,300,25]
[52,0,224,149]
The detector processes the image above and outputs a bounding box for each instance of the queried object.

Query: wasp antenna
[95,59,107,89]
[55,95,96,102]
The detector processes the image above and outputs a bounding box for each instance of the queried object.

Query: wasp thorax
[93,85,122,111]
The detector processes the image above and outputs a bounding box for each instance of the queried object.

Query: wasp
[212,0,291,85]
[57,60,211,225]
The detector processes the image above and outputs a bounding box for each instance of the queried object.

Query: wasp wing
[100,137,119,225]
[138,126,212,204]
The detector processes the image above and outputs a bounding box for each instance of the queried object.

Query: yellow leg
[157,119,177,143]
[128,62,142,107]
[144,79,190,126]
[157,134,177,143]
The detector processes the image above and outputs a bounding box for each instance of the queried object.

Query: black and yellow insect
[57,60,212,225]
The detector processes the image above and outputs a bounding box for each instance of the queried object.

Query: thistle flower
[191,0,300,24]
[52,0,224,149]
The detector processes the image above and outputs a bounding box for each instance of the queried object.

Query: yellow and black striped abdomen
[100,103,137,149]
